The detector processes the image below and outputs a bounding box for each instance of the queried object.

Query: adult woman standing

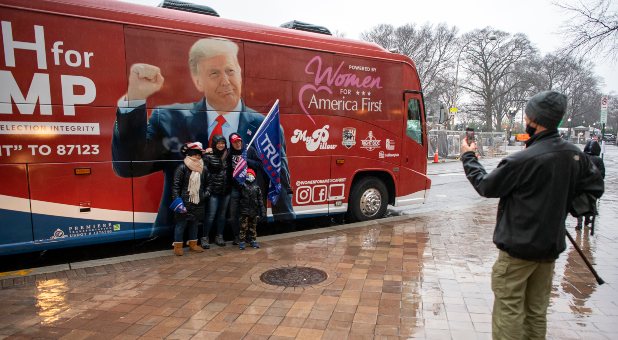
[202,135,231,247]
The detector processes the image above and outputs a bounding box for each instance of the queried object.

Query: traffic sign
[600,96,608,124]
[450,107,458,113]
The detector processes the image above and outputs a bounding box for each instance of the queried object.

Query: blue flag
[250,100,282,204]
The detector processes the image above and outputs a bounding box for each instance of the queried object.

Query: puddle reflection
[35,279,69,325]
[558,228,599,316]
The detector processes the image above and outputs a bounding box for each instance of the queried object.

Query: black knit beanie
[525,91,567,129]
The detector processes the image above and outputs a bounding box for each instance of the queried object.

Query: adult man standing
[112,37,294,231]
[460,91,604,339]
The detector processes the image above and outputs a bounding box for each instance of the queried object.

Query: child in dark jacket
[171,142,207,256]
[576,140,605,229]
[227,133,263,245]
[238,168,266,250]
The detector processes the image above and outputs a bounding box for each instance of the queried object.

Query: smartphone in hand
[465,128,475,146]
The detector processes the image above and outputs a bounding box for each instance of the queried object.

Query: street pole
[601,122,605,160]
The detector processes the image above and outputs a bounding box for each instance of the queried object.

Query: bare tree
[361,23,459,123]
[532,56,602,127]
[459,28,537,131]
[555,0,618,60]
[331,30,346,38]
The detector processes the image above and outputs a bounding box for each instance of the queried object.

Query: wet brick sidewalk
[1,187,617,339]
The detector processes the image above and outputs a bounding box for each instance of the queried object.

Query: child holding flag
[238,168,266,250]
[227,133,262,244]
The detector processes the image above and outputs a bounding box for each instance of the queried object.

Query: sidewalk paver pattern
[1,183,617,339]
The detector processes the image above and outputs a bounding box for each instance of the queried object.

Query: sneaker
[232,236,240,245]
[239,242,245,250]
[215,234,226,247]
[250,241,260,249]
[201,237,210,249]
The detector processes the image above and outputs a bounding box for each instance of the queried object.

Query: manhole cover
[260,266,328,287]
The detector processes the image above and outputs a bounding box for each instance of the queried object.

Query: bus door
[398,91,429,204]
[0,165,32,254]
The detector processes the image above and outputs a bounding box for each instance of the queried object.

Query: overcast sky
[122,0,617,94]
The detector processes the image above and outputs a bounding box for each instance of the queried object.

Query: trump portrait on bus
[112,37,294,231]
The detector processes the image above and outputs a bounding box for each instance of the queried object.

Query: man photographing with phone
[460,91,604,340]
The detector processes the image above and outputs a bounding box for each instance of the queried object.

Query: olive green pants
[492,250,555,340]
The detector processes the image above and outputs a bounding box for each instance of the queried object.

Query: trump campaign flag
[249,100,282,204]
[232,147,248,184]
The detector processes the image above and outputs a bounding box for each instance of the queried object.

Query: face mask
[526,124,537,136]
[247,174,255,182]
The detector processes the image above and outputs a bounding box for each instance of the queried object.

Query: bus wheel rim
[360,188,381,217]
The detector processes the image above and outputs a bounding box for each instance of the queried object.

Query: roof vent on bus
[280,20,332,35]
[158,0,219,17]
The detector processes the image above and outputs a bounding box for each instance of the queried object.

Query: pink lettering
[299,55,383,124]
[304,56,382,90]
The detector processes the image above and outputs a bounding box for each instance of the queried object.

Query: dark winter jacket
[240,181,266,218]
[204,135,231,195]
[172,163,208,218]
[584,140,605,179]
[461,130,604,261]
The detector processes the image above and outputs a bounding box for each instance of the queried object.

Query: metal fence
[427,130,510,159]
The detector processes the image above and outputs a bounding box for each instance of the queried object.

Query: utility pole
[600,95,608,159]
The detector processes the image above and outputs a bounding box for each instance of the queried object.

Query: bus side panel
[285,155,332,218]
[28,162,134,245]
[0,164,32,254]
[0,9,127,165]
[131,165,166,239]
[243,42,404,136]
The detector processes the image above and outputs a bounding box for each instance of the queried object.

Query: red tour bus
[0,0,431,255]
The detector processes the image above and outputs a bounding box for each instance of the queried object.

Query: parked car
[603,133,616,144]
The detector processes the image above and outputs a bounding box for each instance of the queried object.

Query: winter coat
[584,140,605,179]
[204,135,231,195]
[172,163,208,219]
[461,130,604,261]
[240,181,266,218]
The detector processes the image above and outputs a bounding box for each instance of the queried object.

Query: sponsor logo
[113,224,121,231]
[361,131,381,151]
[342,127,356,149]
[386,139,395,150]
[291,125,337,151]
[67,222,115,237]
[379,151,400,159]
[51,228,67,240]
[295,178,346,204]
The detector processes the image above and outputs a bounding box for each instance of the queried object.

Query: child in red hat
[238,168,266,249]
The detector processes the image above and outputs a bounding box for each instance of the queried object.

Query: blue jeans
[174,213,199,243]
[204,193,230,237]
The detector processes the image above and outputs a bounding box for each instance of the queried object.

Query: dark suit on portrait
[112,98,294,234]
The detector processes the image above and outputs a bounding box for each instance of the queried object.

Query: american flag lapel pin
[247,129,252,135]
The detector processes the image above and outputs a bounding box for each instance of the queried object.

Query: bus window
[406,99,423,145]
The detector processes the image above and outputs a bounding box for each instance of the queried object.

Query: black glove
[201,190,211,201]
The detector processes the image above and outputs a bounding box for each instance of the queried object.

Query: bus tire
[348,177,388,222]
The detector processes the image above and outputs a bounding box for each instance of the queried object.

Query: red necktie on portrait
[209,115,227,146]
